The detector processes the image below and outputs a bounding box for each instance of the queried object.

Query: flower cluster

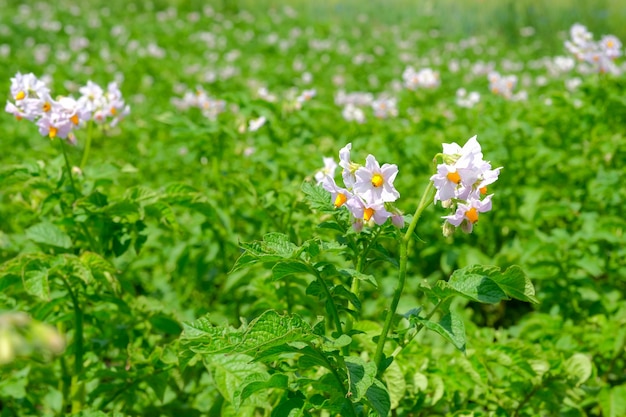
[402,67,440,90]
[487,71,517,99]
[171,86,226,119]
[455,88,480,108]
[5,72,129,142]
[319,144,403,231]
[371,97,398,119]
[430,136,501,234]
[565,23,623,74]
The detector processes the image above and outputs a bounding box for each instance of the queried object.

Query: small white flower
[248,116,266,132]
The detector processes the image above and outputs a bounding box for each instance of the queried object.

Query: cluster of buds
[402,67,440,90]
[431,136,501,235]
[5,72,129,142]
[319,144,404,232]
[171,86,226,119]
[565,23,622,74]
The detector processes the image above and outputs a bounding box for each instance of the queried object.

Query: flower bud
[442,222,456,237]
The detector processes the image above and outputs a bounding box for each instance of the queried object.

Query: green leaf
[302,181,334,213]
[598,385,626,417]
[365,379,391,417]
[238,373,288,404]
[206,353,269,408]
[564,353,592,386]
[181,311,316,357]
[340,268,378,288]
[345,356,376,402]
[448,265,508,304]
[272,261,314,281]
[26,222,72,249]
[145,372,169,403]
[383,360,406,411]
[489,265,539,304]
[321,334,352,351]
[332,285,361,311]
[271,397,305,417]
[418,309,466,352]
[22,268,50,300]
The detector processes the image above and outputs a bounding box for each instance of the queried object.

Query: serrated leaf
[332,285,361,310]
[26,222,72,249]
[418,310,466,352]
[181,311,316,357]
[448,265,508,304]
[260,233,299,256]
[302,181,334,213]
[365,379,391,417]
[272,261,314,281]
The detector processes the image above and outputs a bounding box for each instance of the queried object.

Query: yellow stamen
[480,186,487,195]
[15,91,26,100]
[446,171,461,184]
[371,173,384,187]
[49,126,58,139]
[607,40,614,48]
[43,102,51,112]
[110,107,117,115]
[363,207,374,221]
[70,114,79,125]
[334,193,347,208]
[465,207,479,224]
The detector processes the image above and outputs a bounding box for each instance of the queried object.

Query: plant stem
[59,139,79,201]
[60,275,84,412]
[79,120,94,169]
[373,181,434,373]
[314,269,344,337]
[309,342,358,417]
[390,298,444,359]
[344,228,380,335]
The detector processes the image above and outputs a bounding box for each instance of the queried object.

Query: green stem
[60,276,84,412]
[373,181,434,373]
[390,298,444,359]
[58,139,78,201]
[343,228,381,335]
[314,269,344,337]
[308,342,358,417]
[79,120,94,169]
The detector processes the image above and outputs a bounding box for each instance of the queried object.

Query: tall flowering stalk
[319,136,500,373]
[4,72,130,413]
